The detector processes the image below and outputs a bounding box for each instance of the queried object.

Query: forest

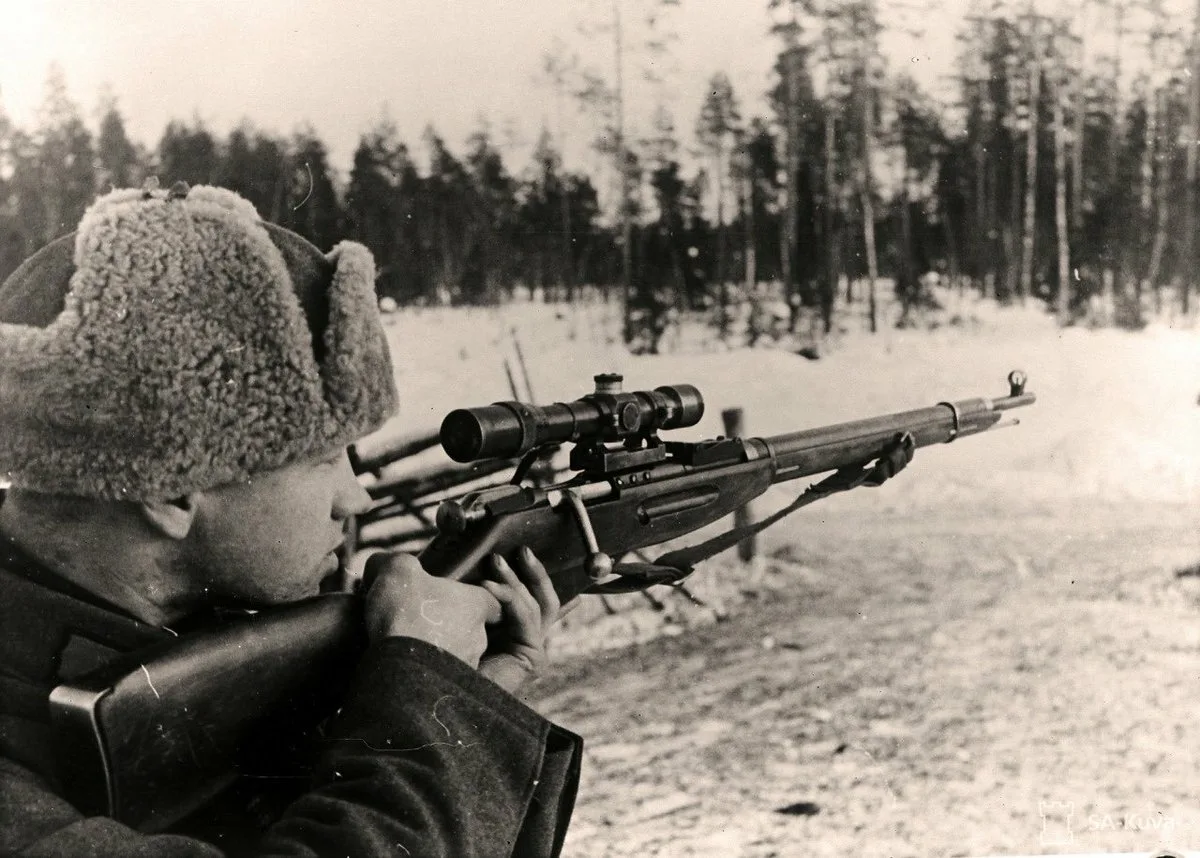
[1,0,1197,351]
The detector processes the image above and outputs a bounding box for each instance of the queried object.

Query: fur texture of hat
[0,185,398,500]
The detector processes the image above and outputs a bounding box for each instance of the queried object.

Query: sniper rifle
[48,371,1035,831]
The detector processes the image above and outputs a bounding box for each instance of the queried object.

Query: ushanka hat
[0,183,397,500]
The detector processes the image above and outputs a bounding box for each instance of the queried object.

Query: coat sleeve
[0,638,582,858]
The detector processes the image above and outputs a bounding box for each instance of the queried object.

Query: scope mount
[567,432,669,475]
[563,374,673,475]
[502,375,683,480]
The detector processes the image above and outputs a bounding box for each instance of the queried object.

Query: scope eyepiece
[440,382,704,463]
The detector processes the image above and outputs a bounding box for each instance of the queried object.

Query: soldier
[0,184,580,856]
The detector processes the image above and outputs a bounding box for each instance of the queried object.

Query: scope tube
[441,384,704,462]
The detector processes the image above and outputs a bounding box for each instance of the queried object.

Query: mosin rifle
[49,371,1035,831]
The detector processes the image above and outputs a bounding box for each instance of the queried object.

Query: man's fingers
[510,546,561,622]
[485,556,538,625]
[488,553,523,587]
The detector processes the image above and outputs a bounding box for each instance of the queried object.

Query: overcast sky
[5,0,1171,182]
[0,1,975,179]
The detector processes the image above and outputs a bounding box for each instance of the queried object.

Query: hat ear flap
[0,233,77,328]
[264,223,333,364]
[319,241,397,440]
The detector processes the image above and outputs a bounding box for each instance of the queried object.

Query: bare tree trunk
[974,74,991,295]
[863,189,878,333]
[861,86,878,333]
[1106,0,1126,316]
[1020,13,1042,302]
[945,204,962,295]
[715,150,726,289]
[1138,16,1161,316]
[1140,83,1156,216]
[1052,42,1071,327]
[784,45,801,326]
[1006,147,1021,301]
[1003,49,1022,302]
[822,110,838,333]
[1070,13,1084,247]
[1145,86,1169,312]
[548,62,576,303]
[743,165,757,293]
[1185,0,1200,315]
[613,0,633,340]
[898,155,915,325]
[985,110,999,300]
[561,181,575,302]
[715,144,729,339]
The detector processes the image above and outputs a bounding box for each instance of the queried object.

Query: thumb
[468,584,504,626]
[362,550,409,593]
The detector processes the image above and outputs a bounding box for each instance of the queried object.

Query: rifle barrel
[760,390,1036,484]
[364,458,514,502]
[349,428,442,475]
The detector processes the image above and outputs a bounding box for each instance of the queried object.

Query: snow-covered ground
[369,293,1200,856]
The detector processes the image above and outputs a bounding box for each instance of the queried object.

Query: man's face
[188,447,372,608]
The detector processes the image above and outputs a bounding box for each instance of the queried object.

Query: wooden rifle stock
[49,596,364,832]
[49,374,1034,830]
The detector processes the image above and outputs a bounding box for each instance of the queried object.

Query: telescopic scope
[440,374,704,463]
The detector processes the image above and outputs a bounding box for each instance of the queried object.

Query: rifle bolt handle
[436,500,475,535]
[554,487,613,581]
[587,552,614,581]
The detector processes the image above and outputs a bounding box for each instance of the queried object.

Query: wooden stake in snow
[722,407,756,563]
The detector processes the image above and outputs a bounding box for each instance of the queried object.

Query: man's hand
[362,552,501,668]
[478,547,579,693]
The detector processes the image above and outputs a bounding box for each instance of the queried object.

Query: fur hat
[0,184,398,500]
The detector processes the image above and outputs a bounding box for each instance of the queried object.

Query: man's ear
[139,495,199,540]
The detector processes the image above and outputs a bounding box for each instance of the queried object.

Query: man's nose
[332,451,373,519]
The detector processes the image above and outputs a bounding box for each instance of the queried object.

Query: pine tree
[33,66,96,244]
[0,96,30,280]
[95,95,143,190]
[157,117,220,185]
[287,127,341,251]
[696,72,742,339]
[219,123,290,222]
[344,118,411,301]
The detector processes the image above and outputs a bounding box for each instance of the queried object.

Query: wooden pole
[722,407,756,563]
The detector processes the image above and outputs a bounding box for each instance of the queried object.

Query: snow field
[374,293,1200,512]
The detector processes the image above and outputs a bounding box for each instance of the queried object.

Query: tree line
[1,0,1197,353]
[757,0,1200,334]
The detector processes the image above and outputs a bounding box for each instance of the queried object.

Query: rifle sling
[590,432,915,595]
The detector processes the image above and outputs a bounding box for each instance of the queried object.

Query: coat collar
[0,523,173,783]
[0,543,171,689]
